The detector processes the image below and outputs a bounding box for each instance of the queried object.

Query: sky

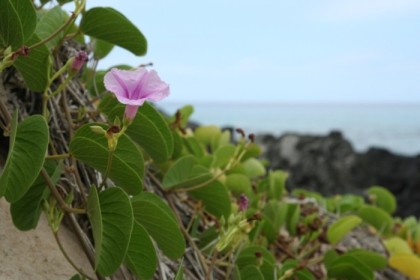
[83,0,420,104]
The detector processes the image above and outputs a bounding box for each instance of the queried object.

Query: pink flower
[104,67,169,120]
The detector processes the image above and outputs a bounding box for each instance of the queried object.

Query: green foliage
[10,161,61,230]
[70,123,144,195]
[92,38,114,60]
[0,1,413,279]
[35,6,67,49]
[0,113,48,202]
[358,205,394,234]
[14,34,51,92]
[99,95,174,163]
[80,7,147,56]
[131,192,185,259]
[87,187,133,276]
[327,215,362,245]
[236,246,276,280]
[162,155,212,189]
[367,185,397,214]
[125,221,157,279]
[0,0,36,48]
[189,180,231,219]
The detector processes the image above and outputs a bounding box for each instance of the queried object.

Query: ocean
[159,102,420,156]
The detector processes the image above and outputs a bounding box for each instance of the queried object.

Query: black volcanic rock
[256,131,420,217]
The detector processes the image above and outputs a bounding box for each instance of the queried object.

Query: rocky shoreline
[255,131,420,217]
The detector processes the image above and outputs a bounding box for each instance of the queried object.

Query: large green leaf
[162,155,212,189]
[92,38,114,60]
[240,266,264,280]
[367,186,396,214]
[358,205,393,234]
[70,123,144,195]
[327,215,362,245]
[131,192,185,259]
[346,249,387,270]
[99,95,174,163]
[87,187,133,276]
[127,103,174,163]
[14,34,50,92]
[0,113,48,202]
[10,161,61,231]
[125,221,157,280]
[327,255,374,280]
[35,6,66,49]
[80,7,147,56]
[0,0,36,48]
[211,144,236,168]
[189,180,231,219]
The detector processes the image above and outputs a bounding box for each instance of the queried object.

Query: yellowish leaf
[389,253,420,279]
[384,237,413,255]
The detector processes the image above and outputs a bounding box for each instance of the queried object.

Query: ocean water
[159,102,420,156]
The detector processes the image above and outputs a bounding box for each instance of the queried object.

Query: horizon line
[160,100,420,106]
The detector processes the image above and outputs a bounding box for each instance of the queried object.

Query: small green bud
[90,125,106,135]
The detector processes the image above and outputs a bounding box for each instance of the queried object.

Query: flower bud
[238,194,249,212]
[90,125,106,135]
[70,51,88,72]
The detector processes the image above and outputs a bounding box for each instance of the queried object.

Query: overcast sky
[84,0,420,104]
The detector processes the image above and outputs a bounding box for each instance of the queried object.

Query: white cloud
[317,0,420,21]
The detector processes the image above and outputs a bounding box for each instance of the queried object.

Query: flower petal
[141,70,170,102]
[104,68,147,100]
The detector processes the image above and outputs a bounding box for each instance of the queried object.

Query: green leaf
[80,7,147,56]
[236,246,275,280]
[327,215,362,245]
[195,125,221,147]
[346,249,387,270]
[100,96,174,163]
[240,266,264,280]
[87,187,133,276]
[267,170,287,200]
[128,103,174,163]
[174,260,184,280]
[285,203,300,235]
[367,186,397,214]
[92,38,114,60]
[242,158,266,178]
[0,0,36,48]
[131,192,185,259]
[263,200,287,234]
[69,274,82,280]
[358,205,393,234]
[383,237,413,255]
[211,144,236,168]
[225,173,252,196]
[189,180,231,219]
[328,255,374,280]
[35,6,66,49]
[184,136,205,157]
[0,113,48,202]
[10,161,61,231]
[162,155,212,189]
[70,123,144,195]
[14,34,50,92]
[125,221,157,280]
